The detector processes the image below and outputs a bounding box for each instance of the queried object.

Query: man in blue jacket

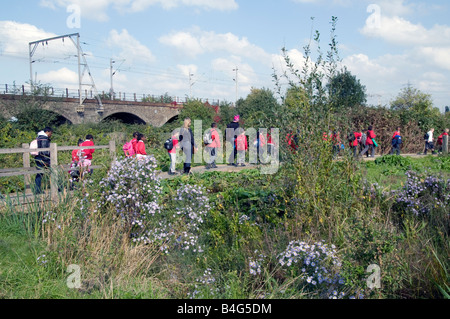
[34,127,53,194]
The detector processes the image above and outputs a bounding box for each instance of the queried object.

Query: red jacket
[352,132,362,147]
[208,129,221,148]
[331,133,341,145]
[437,132,448,145]
[286,133,298,151]
[80,140,95,160]
[366,130,376,145]
[131,138,138,154]
[168,137,179,154]
[236,135,248,151]
[72,149,80,162]
[392,131,401,139]
[135,140,147,155]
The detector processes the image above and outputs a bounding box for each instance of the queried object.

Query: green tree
[390,84,433,112]
[235,87,281,128]
[178,99,216,125]
[327,68,367,108]
[390,84,441,131]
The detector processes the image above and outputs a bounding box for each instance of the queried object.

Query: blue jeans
[34,160,48,194]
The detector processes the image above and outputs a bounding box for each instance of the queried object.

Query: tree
[390,84,433,112]
[327,68,367,108]
[390,84,441,131]
[235,87,281,128]
[178,99,216,125]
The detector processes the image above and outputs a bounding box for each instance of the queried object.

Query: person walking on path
[235,128,248,167]
[168,131,180,175]
[424,128,436,155]
[437,128,449,154]
[226,115,240,166]
[69,138,84,188]
[205,123,220,170]
[34,127,53,194]
[360,125,376,158]
[349,129,362,158]
[390,127,402,156]
[180,118,198,174]
[80,134,95,173]
[135,133,148,160]
[331,130,341,158]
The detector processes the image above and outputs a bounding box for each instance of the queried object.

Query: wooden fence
[0,140,116,203]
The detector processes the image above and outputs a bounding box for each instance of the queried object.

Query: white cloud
[106,29,156,64]
[39,0,238,21]
[416,47,450,71]
[0,21,56,57]
[361,15,450,47]
[127,0,238,12]
[159,28,271,64]
[38,67,79,86]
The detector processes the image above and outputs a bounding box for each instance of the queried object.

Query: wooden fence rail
[0,140,116,203]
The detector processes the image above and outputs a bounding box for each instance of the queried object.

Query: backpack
[30,139,39,156]
[424,133,429,140]
[392,135,402,146]
[203,130,213,145]
[360,133,367,145]
[123,140,135,157]
[347,133,356,143]
[164,138,173,150]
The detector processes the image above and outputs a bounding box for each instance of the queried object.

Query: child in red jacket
[135,133,147,160]
[235,128,248,167]
[350,130,362,158]
[360,126,376,157]
[437,128,449,154]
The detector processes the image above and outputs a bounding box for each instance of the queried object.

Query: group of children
[341,126,449,158]
[69,134,95,185]
[122,123,449,177]
[123,131,149,159]
[423,128,449,155]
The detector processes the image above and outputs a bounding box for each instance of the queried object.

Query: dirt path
[157,153,436,179]
[2,153,439,205]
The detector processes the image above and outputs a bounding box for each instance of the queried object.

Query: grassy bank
[1,154,448,299]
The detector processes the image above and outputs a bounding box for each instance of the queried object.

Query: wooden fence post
[50,143,58,203]
[109,139,116,160]
[22,143,31,193]
[443,135,449,155]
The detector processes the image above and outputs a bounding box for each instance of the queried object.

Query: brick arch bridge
[0,94,182,127]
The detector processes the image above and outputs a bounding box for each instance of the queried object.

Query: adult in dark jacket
[179,118,198,174]
[34,127,53,194]
[226,115,240,166]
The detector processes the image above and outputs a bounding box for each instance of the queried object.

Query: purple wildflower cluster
[98,156,162,224]
[391,171,450,217]
[97,156,210,254]
[277,240,347,298]
[188,268,219,299]
[249,250,266,276]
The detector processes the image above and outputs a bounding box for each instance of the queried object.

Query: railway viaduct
[0,94,182,127]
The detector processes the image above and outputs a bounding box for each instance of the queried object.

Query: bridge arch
[101,112,146,125]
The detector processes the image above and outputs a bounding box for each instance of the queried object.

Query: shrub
[96,156,211,255]
[276,240,349,299]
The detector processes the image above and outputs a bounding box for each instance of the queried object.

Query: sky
[0,0,449,112]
